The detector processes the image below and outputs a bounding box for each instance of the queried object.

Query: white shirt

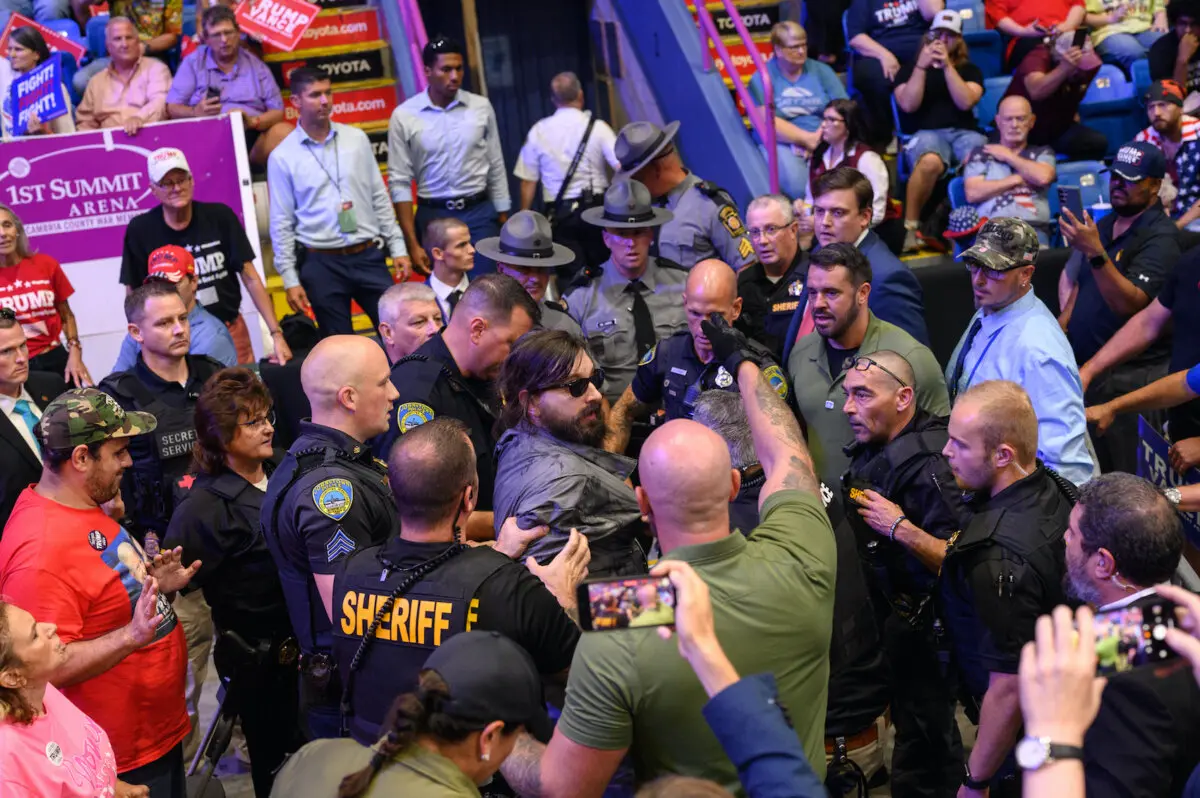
[0,387,42,461]
[1098,586,1160,613]
[514,107,620,203]
[428,272,469,323]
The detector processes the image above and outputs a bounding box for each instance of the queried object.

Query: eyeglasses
[206,27,239,40]
[239,409,276,429]
[0,308,15,321]
[427,36,461,54]
[777,41,807,51]
[821,115,845,125]
[539,370,605,398]
[850,356,909,388]
[156,175,192,192]
[964,260,1009,282]
[748,223,793,240]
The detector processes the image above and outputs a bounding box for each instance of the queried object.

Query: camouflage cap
[36,388,157,450]
[960,218,1040,272]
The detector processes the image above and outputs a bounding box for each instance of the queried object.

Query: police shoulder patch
[396,402,435,434]
[638,344,657,367]
[718,205,747,238]
[762,364,789,400]
[313,478,354,521]
[326,528,357,562]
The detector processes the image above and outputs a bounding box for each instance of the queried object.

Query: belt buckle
[277,638,299,667]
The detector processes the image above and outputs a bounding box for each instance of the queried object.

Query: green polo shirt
[556,489,836,791]
[787,312,951,490]
[270,738,480,797]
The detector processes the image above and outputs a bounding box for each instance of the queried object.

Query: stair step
[262,6,381,57]
[267,42,390,88]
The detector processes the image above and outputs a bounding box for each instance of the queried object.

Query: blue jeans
[904,128,987,172]
[757,141,810,200]
[0,0,70,28]
[1095,29,1165,74]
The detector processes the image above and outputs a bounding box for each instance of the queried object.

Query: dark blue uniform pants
[415,200,501,273]
[300,245,393,338]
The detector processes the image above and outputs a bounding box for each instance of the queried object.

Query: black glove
[701,312,757,375]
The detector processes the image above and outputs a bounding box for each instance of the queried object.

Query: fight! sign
[11,53,67,136]
[235,0,320,52]
[0,13,86,63]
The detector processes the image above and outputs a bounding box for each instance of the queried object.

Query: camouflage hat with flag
[36,388,157,450]
[959,217,1040,273]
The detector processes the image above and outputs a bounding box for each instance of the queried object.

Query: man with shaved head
[841,349,970,797]
[262,334,401,740]
[605,258,786,454]
[938,380,1074,796]
[501,319,835,797]
[962,94,1057,245]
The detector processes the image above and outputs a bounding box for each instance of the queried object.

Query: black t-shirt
[895,60,984,134]
[825,341,859,380]
[120,201,256,323]
[1154,246,1200,440]
[1149,31,1200,98]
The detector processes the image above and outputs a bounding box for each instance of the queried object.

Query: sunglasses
[540,370,605,398]
[850,356,909,388]
[0,308,15,321]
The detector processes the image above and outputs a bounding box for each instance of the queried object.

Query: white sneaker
[902,228,920,253]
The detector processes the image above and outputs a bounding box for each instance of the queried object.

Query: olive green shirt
[556,489,836,792]
[787,312,950,490]
[269,739,480,798]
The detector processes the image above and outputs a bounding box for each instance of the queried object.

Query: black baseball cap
[1111,141,1167,181]
[424,631,553,743]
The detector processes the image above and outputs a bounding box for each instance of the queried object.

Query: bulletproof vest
[109,374,198,535]
[842,422,956,626]
[332,544,507,745]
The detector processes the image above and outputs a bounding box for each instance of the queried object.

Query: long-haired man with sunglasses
[494,329,646,577]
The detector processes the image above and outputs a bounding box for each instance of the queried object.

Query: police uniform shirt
[375,333,499,510]
[334,538,579,741]
[629,330,788,421]
[539,299,583,337]
[164,467,292,639]
[736,249,809,360]
[262,421,399,654]
[564,258,689,403]
[655,172,756,270]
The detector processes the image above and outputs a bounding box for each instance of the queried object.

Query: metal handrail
[396,0,429,93]
[695,0,779,193]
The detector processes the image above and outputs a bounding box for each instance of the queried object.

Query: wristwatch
[962,763,990,790]
[1164,487,1183,505]
[1015,736,1085,771]
[1089,253,1108,269]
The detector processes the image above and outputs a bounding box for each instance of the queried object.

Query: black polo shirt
[736,249,809,359]
[1157,246,1200,440]
[1067,203,1179,365]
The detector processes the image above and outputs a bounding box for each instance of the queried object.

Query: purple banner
[0,117,244,265]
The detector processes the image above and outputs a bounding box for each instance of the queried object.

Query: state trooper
[939,380,1074,798]
[333,417,586,744]
[605,259,787,454]
[261,335,401,740]
[477,210,583,336]
[566,179,689,404]
[377,274,539,541]
[841,351,971,798]
[614,120,756,270]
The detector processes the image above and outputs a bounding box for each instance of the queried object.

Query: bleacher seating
[1132,58,1152,96]
[965,29,1003,79]
[86,14,108,58]
[976,75,1010,130]
[1079,63,1141,158]
[948,0,985,34]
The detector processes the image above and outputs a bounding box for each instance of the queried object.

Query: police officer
[377,274,539,541]
[841,351,971,798]
[938,380,1074,798]
[261,335,401,740]
[606,259,786,454]
[738,193,810,359]
[614,120,756,270]
[165,368,303,797]
[567,179,689,404]
[477,210,583,336]
[334,417,585,744]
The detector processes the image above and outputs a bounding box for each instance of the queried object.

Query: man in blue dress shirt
[945,218,1097,485]
[267,67,410,337]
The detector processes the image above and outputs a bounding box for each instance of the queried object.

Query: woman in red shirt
[0,204,92,387]
[987,0,1085,68]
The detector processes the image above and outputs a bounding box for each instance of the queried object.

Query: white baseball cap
[930,10,963,35]
[147,147,191,184]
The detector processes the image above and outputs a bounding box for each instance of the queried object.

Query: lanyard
[305,134,342,198]
[961,325,1005,395]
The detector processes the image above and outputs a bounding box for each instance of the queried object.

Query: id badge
[337,200,358,234]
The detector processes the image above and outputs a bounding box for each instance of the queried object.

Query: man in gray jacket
[493,329,647,576]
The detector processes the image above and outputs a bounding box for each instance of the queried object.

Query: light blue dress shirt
[386,88,511,211]
[944,289,1097,485]
[267,122,407,289]
[111,302,238,373]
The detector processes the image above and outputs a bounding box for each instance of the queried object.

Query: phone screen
[1058,185,1084,220]
[1073,27,1089,49]
[1093,601,1179,675]
[577,576,677,631]
[206,86,222,99]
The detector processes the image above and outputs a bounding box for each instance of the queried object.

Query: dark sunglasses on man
[539,369,605,398]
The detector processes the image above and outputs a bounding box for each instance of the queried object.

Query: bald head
[637,419,735,552]
[301,335,398,440]
[686,260,742,362]
[862,350,915,388]
[996,95,1034,149]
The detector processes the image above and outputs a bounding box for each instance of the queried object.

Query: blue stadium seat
[965,29,1003,78]
[947,0,986,34]
[86,14,108,59]
[976,75,1011,129]
[1083,63,1134,104]
[1056,160,1111,208]
[1131,58,1152,96]
[43,19,84,46]
[1079,65,1141,159]
[948,176,967,209]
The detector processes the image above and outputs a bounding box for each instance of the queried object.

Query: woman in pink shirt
[0,600,148,798]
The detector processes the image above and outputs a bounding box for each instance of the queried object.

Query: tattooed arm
[736,360,820,508]
[500,731,627,798]
[603,386,652,454]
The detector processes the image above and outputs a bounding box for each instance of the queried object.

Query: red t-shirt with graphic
[0,254,75,358]
[0,488,189,773]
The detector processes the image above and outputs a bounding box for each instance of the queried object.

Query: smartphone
[1058,185,1085,221]
[577,575,677,631]
[205,86,222,100]
[1072,26,1090,49]
[1093,600,1179,676]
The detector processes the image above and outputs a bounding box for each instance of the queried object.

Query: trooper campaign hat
[614,120,682,175]
[581,180,675,229]
[474,210,575,268]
